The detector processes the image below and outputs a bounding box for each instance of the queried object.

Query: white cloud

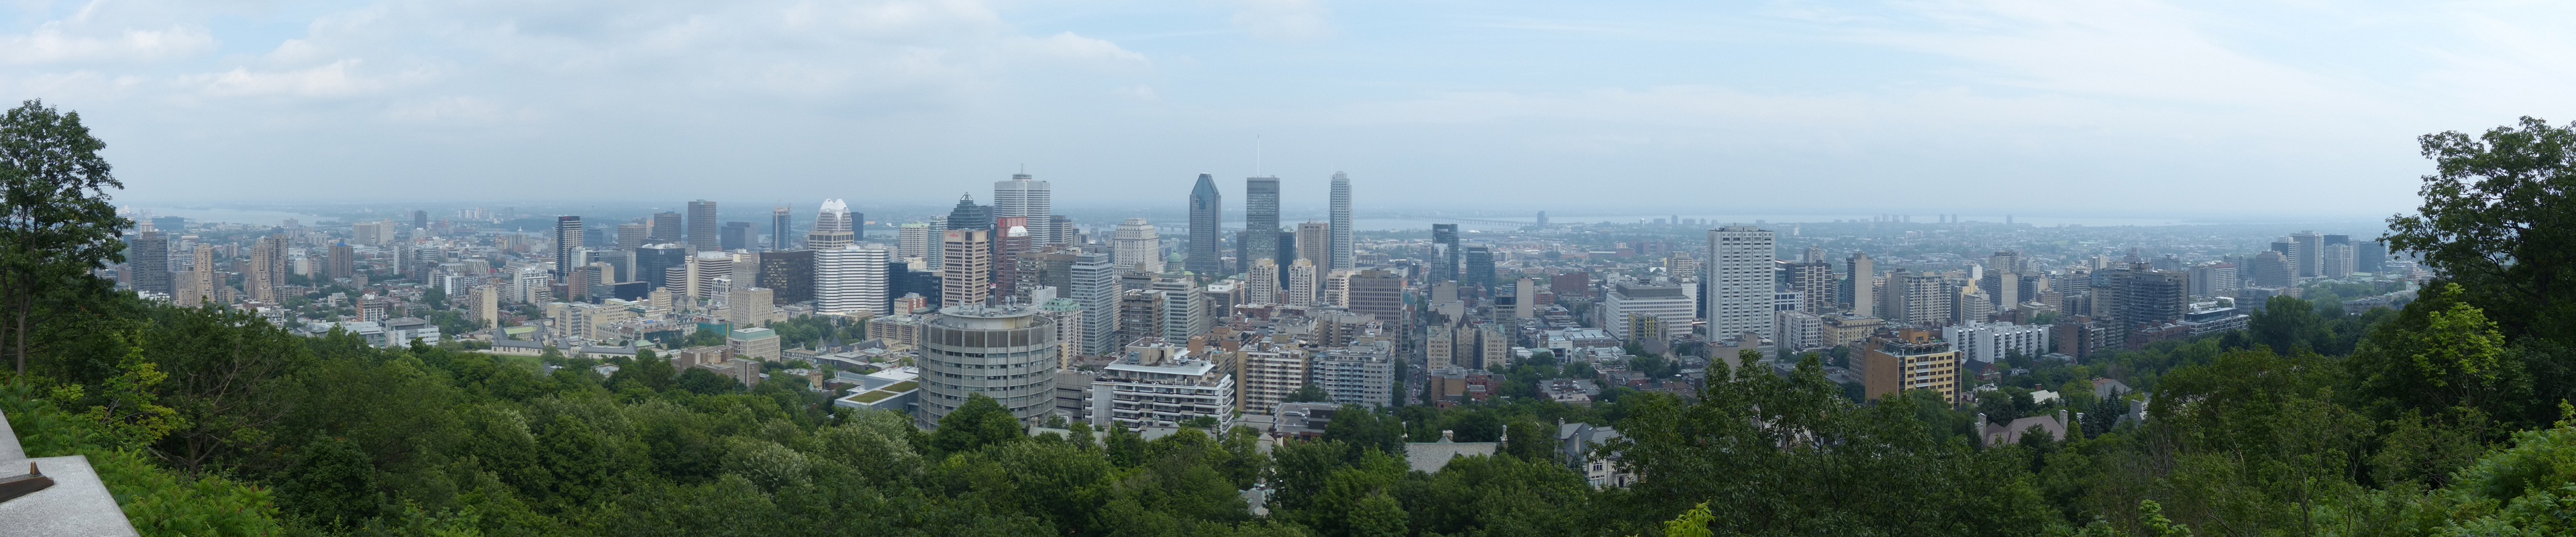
[1014,32,1149,65]
[1230,0,1331,41]
[181,59,406,98]
[0,22,215,64]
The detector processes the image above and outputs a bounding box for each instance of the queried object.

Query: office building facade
[686,200,719,252]
[1329,172,1353,271]
[1186,173,1223,276]
[1706,226,1776,338]
[993,173,1053,244]
[1244,176,1282,264]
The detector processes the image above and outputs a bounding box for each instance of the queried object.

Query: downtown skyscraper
[1186,173,1223,277]
[555,215,583,278]
[1706,226,1777,339]
[770,206,794,251]
[686,200,719,252]
[809,199,855,251]
[1244,176,1282,264]
[1329,172,1353,271]
[1431,224,1461,283]
[992,173,1053,244]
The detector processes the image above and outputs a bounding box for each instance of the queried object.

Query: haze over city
[8,0,2573,217]
[13,1,2576,536]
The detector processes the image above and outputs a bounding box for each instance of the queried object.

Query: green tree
[2347,283,2527,422]
[274,434,381,528]
[1348,491,1408,537]
[932,393,1025,456]
[2387,116,2576,344]
[1285,383,1332,403]
[0,99,126,382]
[1322,404,1406,456]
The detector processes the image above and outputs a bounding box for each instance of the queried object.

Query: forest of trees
[11,109,2576,536]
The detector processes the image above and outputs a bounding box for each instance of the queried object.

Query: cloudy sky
[6,0,2571,217]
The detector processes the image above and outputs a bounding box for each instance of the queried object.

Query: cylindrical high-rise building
[1113,218,1162,273]
[917,303,1059,430]
[993,173,1052,244]
[816,245,890,315]
[1329,172,1353,271]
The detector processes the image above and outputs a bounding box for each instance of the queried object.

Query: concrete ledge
[0,456,140,537]
[0,409,22,460]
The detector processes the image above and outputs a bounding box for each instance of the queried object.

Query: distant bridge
[1390,214,1538,226]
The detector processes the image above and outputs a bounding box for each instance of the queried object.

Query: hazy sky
[7,0,2571,217]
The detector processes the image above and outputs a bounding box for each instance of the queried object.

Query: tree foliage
[0,99,125,382]
[2387,116,2576,344]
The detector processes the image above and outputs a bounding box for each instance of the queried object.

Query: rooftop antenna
[1256,135,1263,177]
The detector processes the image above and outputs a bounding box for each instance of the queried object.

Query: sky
[6,0,2573,218]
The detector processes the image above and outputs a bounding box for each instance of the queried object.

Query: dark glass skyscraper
[1186,173,1223,276]
[637,243,687,291]
[1463,245,1495,291]
[945,194,992,231]
[719,222,752,251]
[1431,224,1461,283]
[770,206,792,251]
[554,215,583,277]
[686,200,719,252]
[1245,176,1281,264]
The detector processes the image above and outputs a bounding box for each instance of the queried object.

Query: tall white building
[1706,226,1777,339]
[816,245,890,315]
[809,199,856,251]
[993,173,1054,244]
[1286,259,1319,307]
[1329,172,1353,271]
[1245,259,1280,304]
[1154,276,1209,342]
[1042,298,1084,369]
[1112,218,1162,273]
[1070,251,1123,356]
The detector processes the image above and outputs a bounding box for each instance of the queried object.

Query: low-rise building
[729,327,781,361]
[1089,339,1236,430]
[1856,328,1963,403]
[1310,339,1395,408]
